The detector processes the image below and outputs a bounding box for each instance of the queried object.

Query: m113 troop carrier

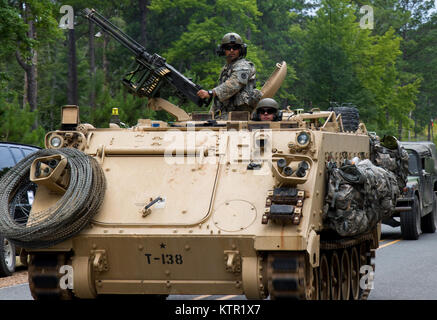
[0,9,409,300]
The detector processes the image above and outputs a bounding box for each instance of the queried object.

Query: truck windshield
[407,151,419,175]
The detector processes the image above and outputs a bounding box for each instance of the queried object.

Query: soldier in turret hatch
[197,33,262,119]
[253,98,281,121]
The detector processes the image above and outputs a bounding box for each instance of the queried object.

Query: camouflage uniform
[213,57,262,118]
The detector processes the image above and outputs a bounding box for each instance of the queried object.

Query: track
[267,233,376,300]
[28,252,72,300]
[28,232,377,300]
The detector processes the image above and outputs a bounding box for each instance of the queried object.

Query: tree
[0,0,59,145]
[406,14,437,139]
[0,0,434,144]
[254,0,316,107]
[303,0,420,135]
[148,0,263,112]
[357,0,435,139]
[14,1,61,118]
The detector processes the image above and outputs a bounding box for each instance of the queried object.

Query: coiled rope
[0,148,106,248]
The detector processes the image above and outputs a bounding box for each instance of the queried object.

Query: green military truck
[384,141,437,239]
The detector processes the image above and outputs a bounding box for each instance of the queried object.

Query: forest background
[0,0,436,146]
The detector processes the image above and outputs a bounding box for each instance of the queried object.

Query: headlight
[296,132,310,147]
[50,136,62,148]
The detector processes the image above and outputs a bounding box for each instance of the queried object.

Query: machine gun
[83,8,211,107]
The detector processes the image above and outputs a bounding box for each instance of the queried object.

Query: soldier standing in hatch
[197,33,262,119]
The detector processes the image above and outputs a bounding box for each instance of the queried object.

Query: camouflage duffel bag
[370,134,409,189]
[323,159,399,237]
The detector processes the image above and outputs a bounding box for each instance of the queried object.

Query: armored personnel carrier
[0,8,402,299]
[0,63,386,299]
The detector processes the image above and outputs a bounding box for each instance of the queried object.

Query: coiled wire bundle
[0,148,106,248]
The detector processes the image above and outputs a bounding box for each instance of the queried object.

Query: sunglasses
[223,44,241,51]
[258,108,276,114]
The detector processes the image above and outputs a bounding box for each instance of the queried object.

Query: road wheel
[305,261,319,300]
[0,236,16,277]
[330,251,341,300]
[319,253,330,300]
[400,195,421,240]
[350,247,360,300]
[421,192,437,233]
[340,249,351,300]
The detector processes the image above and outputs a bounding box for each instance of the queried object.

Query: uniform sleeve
[213,73,246,102]
[214,60,252,102]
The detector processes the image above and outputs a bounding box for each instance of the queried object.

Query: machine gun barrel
[83,8,208,107]
[83,8,150,60]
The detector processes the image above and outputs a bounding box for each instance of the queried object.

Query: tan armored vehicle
[0,62,388,300]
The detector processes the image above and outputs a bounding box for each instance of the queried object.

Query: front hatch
[93,156,218,226]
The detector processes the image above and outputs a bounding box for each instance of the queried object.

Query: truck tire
[0,236,16,277]
[329,106,360,132]
[421,192,437,233]
[400,195,421,240]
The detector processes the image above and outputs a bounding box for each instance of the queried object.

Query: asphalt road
[368,224,437,300]
[1,224,436,300]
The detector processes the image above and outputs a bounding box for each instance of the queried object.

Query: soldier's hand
[197,90,210,99]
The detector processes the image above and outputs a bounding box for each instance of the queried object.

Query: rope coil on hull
[0,148,106,249]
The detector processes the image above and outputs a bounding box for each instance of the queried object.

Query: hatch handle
[141,196,163,217]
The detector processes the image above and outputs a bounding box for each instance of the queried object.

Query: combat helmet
[253,98,281,121]
[217,32,247,57]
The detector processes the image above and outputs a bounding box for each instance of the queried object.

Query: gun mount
[83,8,211,108]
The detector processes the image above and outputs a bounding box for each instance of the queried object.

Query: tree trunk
[103,33,109,87]
[139,0,149,47]
[47,44,57,129]
[22,72,27,109]
[26,51,38,112]
[67,28,78,105]
[398,120,402,141]
[414,118,417,139]
[48,44,57,106]
[26,7,37,114]
[246,28,251,41]
[15,3,38,129]
[89,21,96,112]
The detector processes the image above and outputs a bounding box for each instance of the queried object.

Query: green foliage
[159,0,263,86]
[0,0,29,58]
[360,0,436,137]
[302,0,420,136]
[0,97,45,146]
[90,87,157,127]
[405,14,437,136]
[0,0,436,144]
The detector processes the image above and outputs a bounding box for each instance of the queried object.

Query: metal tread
[267,238,375,300]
